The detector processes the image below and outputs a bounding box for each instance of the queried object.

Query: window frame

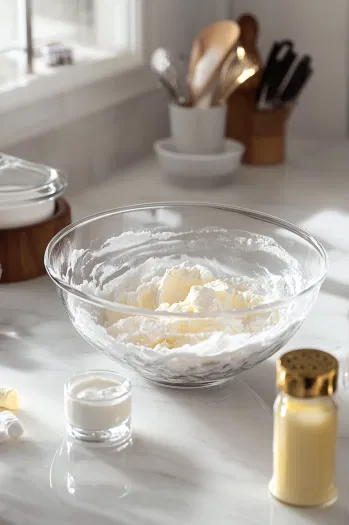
[0,0,159,112]
[0,0,163,147]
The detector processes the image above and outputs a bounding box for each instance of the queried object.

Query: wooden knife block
[226,89,292,165]
[226,13,292,165]
[0,198,71,283]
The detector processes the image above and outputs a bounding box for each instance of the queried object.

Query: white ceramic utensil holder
[169,103,227,155]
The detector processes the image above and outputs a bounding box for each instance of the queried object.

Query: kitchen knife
[256,40,296,106]
[256,41,283,104]
[278,55,313,104]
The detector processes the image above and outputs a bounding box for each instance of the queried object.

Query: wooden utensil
[236,14,262,91]
[226,13,264,163]
[189,20,240,105]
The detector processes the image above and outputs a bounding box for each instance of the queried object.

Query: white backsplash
[232,0,349,138]
[4,88,169,194]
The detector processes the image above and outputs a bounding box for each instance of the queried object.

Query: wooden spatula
[189,20,240,106]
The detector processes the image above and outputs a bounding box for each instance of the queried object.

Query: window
[0,1,231,147]
[32,0,136,55]
[0,0,138,88]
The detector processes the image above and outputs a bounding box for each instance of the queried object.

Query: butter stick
[0,388,20,410]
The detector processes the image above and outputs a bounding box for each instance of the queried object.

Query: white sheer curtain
[0,0,21,51]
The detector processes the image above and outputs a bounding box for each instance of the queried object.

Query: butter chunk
[0,388,20,410]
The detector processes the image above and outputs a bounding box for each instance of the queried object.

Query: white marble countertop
[1,139,349,524]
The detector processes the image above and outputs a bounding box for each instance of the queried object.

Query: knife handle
[256,41,280,103]
[279,56,313,103]
[256,40,294,104]
[265,45,297,102]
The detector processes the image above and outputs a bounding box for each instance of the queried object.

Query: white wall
[154,0,231,58]
[232,0,349,138]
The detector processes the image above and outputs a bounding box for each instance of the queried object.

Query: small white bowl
[1,199,55,229]
[0,154,67,229]
[154,138,244,186]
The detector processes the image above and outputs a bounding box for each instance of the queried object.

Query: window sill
[0,53,156,148]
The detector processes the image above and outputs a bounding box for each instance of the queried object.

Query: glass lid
[0,153,68,204]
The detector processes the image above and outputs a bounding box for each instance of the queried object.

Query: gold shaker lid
[277,349,338,398]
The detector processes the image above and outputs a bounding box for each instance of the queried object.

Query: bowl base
[142,376,234,390]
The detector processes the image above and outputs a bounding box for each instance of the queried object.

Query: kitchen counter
[1,139,349,524]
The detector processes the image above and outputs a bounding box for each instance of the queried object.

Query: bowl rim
[44,201,329,319]
[154,138,245,161]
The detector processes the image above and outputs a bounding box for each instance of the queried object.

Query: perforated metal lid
[0,154,67,204]
[277,349,338,398]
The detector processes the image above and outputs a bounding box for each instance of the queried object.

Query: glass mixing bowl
[45,203,328,388]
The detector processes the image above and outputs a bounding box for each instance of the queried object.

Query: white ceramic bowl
[0,154,67,229]
[1,199,56,229]
[154,138,244,186]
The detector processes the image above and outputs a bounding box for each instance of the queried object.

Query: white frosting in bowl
[104,260,280,351]
[61,227,316,385]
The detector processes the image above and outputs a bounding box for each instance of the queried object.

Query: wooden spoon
[236,14,262,91]
[189,20,240,105]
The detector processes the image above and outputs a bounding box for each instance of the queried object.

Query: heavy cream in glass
[64,370,132,445]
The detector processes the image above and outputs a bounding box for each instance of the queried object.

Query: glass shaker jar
[269,349,338,507]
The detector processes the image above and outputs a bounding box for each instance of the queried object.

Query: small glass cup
[64,370,131,446]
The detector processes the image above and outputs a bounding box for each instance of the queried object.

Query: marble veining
[0,139,349,524]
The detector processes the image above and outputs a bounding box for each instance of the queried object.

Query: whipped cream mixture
[104,260,280,351]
